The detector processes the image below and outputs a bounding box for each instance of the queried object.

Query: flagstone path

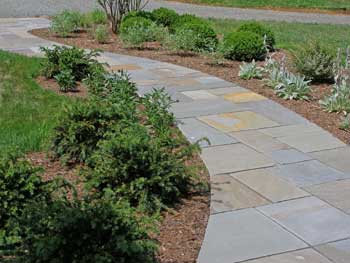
[1,18,350,263]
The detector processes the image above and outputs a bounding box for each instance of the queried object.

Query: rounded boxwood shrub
[152,7,179,27]
[237,22,275,50]
[221,31,266,61]
[174,21,218,51]
[122,10,155,23]
[170,14,207,32]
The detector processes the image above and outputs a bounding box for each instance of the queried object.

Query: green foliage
[170,14,207,32]
[237,22,275,50]
[152,7,179,27]
[82,9,108,28]
[120,17,168,48]
[221,31,266,61]
[85,122,199,212]
[0,151,50,249]
[165,28,199,53]
[174,21,218,51]
[293,42,335,83]
[13,196,158,263]
[340,115,350,130]
[54,69,77,92]
[238,60,263,80]
[93,24,109,44]
[122,10,155,23]
[320,79,350,114]
[51,10,83,37]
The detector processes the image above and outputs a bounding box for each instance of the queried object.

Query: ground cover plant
[170,0,350,12]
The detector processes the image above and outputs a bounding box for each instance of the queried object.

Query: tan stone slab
[223,92,267,103]
[211,174,270,214]
[305,179,350,214]
[245,248,333,263]
[182,90,218,100]
[232,168,309,203]
[230,130,289,153]
[199,111,279,132]
[109,64,142,71]
[167,78,200,86]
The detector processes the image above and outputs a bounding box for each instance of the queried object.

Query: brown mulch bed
[26,152,209,263]
[31,28,350,144]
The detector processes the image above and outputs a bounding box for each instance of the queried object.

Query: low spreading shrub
[13,197,158,263]
[120,17,168,48]
[40,45,103,91]
[238,60,263,80]
[237,22,275,51]
[93,24,109,44]
[54,69,77,92]
[0,151,50,249]
[174,21,218,52]
[152,7,179,27]
[85,122,200,212]
[122,10,155,23]
[51,10,83,37]
[293,42,335,83]
[221,31,266,61]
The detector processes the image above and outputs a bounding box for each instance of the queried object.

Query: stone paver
[198,208,307,263]
[232,168,309,202]
[199,111,279,132]
[178,118,237,147]
[316,239,350,263]
[312,147,350,173]
[211,174,270,214]
[276,160,350,187]
[270,148,313,164]
[305,179,350,214]
[258,197,350,245]
[3,18,350,263]
[201,144,274,175]
[244,248,333,263]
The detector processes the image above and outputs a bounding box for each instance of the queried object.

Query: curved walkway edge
[1,18,350,263]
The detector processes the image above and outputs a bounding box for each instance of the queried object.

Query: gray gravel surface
[1,0,350,25]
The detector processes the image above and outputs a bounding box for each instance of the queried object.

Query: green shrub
[40,45,103,90]
[120,17,168,48]
[237,22,275,50]
[82,9,108,27]
[54,69,77,92]
[293,42,335,83]
[122,10,155,23]
[221,31,266,61]
[93,24,109,44]
[170,13,206,32]
[51,10,83,37]
[14,197,158,263]
[85,123,199,212]
[174,21,218,51]
[164,29,199,53]
[0,151,50,248]
[152,7,179,27]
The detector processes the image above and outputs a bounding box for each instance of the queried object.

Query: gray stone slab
[170,99,248,118]
[305,179,350,214]
[260,124,325,138]
[207,86,248,95]
[316,239,350,263]
[258,196,350,245]
[211,175,270,214]
[277,131,346,153]
[230,130,289,153]
[198,208,307,263]
[276,160,350,187]
[312,147,350,173]
[244,248,333,263]
[178,118,237,148]
[270,149,313,164]
[201,143,275,175]
[232,168,309,203]
[241,100,310,125]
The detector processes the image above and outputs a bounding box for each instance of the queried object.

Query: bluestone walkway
[1,18,350,263]
[1,0,350,25]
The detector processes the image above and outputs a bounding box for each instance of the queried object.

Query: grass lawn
[208,18,350,50]
[0,50,72,153]
[175,0,350,11]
